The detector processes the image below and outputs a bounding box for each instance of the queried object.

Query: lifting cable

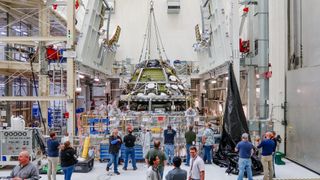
[152,10,163,60]
[146,7,152,61]
[139,5,152,63]
[138,0,169,62]
[29,49,46,133]
[153,13,168,60]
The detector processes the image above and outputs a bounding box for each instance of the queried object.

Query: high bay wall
[269,0,320,174]
[108,0,201,63]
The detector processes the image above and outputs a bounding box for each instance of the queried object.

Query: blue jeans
[165,144,174,164]
[107,152,119,173]
[237,158,253,180]
[124,147,137,169]
[203,145,212,163]
[62,165,74,180]
[185,144,192,165]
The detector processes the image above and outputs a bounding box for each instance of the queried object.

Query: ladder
[50,63,66,135]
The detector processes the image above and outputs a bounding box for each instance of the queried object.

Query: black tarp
[213,63,263,175]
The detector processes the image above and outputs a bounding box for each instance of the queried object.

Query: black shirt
[272,138,277,152]
[109,135,122,154]
[164,129,176,144]
[124,133,136,147]
[60,147,77,167]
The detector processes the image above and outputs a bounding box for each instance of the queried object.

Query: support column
[38,70,49,133]
[199,79,206,109]
[38,3,50,134]
[247,65,256,120]
[66,0,76,142]
[5,12,12,124]
[5,80,12,126]
[231,0,240,86]
[257,0,269,135]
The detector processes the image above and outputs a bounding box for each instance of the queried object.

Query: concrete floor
[0,159,319,180]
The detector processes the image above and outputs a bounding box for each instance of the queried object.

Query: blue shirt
[236,141,254,159]
[47,138,60,157]
[257,139,275,156]
[164,129,176,144]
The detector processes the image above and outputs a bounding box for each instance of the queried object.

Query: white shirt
[142,131,152,146]
[61,136,69,144]
[147,166,161,180]
[189,156,205,180]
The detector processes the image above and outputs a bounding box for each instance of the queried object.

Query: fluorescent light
[219,104,223,112]
[76,87,82,92]
[94,77,99,82]
[0,32,6,35]
[22,32,28,35]
[78,74,85,79]
[225,77,229,80]
[211,80,217,84]
[14,29,21,32]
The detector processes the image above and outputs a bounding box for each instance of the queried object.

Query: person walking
[164,125,176,165]
[147,155,161,180]
[188,146,205,180]
[165,156,187,180]
[235,133,254,180]
[185,125,196,166]
[106,128,122,175]
[123,126,137,170]
[47,132,60,180]
[201,123,215,164]
[60,141,78,180]
[145,140,167,179]
[257,132,276,180]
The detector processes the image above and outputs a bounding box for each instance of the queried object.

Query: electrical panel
[0,130,32,156]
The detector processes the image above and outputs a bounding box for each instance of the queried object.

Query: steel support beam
[0,96,68,101]
[0,36,67,42]
[0,61,39,72]
[38,2,50,134]
[66,0,76,143]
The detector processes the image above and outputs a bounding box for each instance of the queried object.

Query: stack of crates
[99,143,110,162]
[99,143,144,162]
[89,118,110,135]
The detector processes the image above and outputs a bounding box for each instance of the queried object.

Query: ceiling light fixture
[78,74,85,79]
[211,80,217,84]
[94,76,100,82]
[76,87,82,92]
